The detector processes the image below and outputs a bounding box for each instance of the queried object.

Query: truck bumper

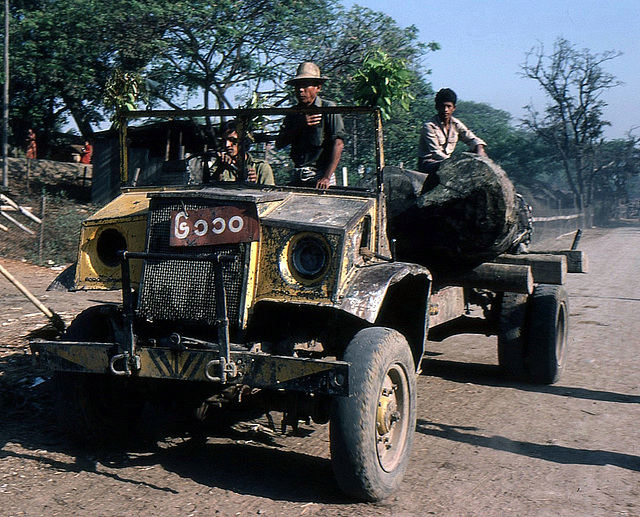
[30,341,350,397]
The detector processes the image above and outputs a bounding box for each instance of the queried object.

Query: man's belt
[293,166,318,182]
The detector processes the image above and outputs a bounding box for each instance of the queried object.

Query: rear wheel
[527,284,569,384]
[330,327,417,502]
[497,292,528,379]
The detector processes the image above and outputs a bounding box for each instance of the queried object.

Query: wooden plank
[529,250,588,274]
[439,263,534,294]
[428,286,465,327]
[0,193,42,224]
[0,263,65,330]
[1,211,35,235]
[494,253,567,285]
[1,205,33,211]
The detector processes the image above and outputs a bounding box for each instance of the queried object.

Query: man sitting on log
[417,88,487,174]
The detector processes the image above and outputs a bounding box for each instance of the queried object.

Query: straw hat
[285,62,328,85]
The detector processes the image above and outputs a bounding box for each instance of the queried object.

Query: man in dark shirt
[275,62,345,189]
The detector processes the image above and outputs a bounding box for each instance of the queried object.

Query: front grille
[136,197,249,327]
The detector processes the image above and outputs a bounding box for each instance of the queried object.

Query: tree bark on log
[379,155,530,275]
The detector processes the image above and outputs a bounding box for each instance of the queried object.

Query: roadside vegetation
[3,0,639,221]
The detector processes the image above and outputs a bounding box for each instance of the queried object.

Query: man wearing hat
[417,88,487,174]
[276,62,346,189]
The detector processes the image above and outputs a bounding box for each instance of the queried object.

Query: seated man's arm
[455,120,488,157]
[474,144,488,157]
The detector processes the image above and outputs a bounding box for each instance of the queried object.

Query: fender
[339,261,432,367]
[47,263,77,291]
[339,261,431,323]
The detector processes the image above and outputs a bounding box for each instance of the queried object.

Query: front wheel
[330,327,417,502]
[54,305,145,445]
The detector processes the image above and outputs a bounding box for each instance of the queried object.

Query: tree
[6,0,437,166]
[590,132,640,211]
[453,100,562,186]
[146,0,338,110]
[520,38,622,209]
[8,0,173,154]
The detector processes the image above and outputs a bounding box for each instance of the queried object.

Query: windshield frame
[117,106,385,193]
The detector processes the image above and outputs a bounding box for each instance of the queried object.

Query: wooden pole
[1,210,34,234]
[2,0,9,189]
[0,193,42,223]
[0,262,65,330]
[38,193,45,263]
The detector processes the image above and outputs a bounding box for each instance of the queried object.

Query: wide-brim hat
[285,62,328,85]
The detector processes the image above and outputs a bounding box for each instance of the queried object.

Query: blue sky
[341,0,639,139]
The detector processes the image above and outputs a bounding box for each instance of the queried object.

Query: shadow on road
[416,419,640,472]
[0,349,348,504]
[422,358,640,404]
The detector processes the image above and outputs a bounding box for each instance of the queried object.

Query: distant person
[25,129,37,160]
[80,141,93,164]
[417,88,487,173]
[275,62,345,189]
[211,119,274,185]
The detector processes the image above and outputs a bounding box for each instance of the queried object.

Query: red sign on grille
[169,204,260,246]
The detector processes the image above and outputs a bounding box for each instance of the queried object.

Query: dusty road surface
[1,224,639,517]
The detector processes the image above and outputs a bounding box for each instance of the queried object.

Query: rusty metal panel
[242,354,349,396]
[169,205,260,247]
[339,262,431,322]
[31,342,113,373]
[84,191,150,224]
[427,286,466,327]
[262,193,373,232]
[74,191,150,290]
[31,341,350,396]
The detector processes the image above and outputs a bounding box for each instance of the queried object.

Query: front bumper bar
[30,341,350,397]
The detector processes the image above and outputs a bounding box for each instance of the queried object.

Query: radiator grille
[137,197,249,327]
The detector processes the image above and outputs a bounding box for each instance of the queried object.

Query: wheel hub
[376,385,398,437]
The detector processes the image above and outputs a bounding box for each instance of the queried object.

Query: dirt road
[1,225,638,516]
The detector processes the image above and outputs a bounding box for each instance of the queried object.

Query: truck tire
[53,372,145,446]
[497,292,529,379]
[527,284,569,384]
[330,327,417,502]
[54,305,144,445]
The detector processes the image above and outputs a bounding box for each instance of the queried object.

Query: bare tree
[521,38,622,209]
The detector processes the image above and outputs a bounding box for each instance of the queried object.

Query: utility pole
[2,0,8,189]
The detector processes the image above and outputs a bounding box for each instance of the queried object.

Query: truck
[30,106,586,502]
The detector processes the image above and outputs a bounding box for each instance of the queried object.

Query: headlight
[289,234,331,283]
[96,228,127,267]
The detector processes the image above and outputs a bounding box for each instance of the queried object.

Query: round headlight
[290,236,330,280]
[96,228,127,267]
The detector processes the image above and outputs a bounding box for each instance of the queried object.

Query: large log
[380,155,531,275]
